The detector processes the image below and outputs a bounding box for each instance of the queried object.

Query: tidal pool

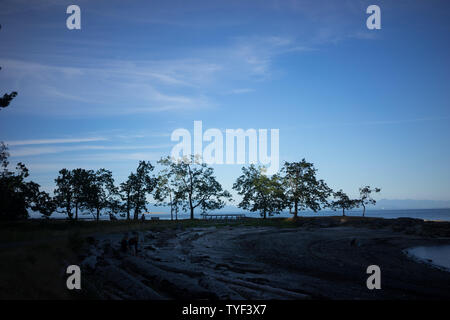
[405,245,450,272]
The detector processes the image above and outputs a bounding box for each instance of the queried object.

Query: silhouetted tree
[54,169,74,219]
[330,189,359,216]
[359,186,381,217]
[154,172,178,220]
[119,161,156,220]
[84,169,117,221]
[233,165,285,219]
[31,189,57,219]
[281,159,332,219]
[71,168,92,220]
[120,175,134,220]
[131,161,156,220]
[158,155,231,220]
[0,143,54,220]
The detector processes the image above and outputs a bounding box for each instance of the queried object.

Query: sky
[0,0,450,203]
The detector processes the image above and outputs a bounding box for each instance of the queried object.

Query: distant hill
[373,199,450,210]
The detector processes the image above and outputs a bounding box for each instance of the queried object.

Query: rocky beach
[79,217,450,300]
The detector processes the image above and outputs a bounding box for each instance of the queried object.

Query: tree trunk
[263,210,267,219]
[294,200,298,219]
[169,193,173,221]
[362,204,366,217]
[126,190,131,220]
[96,207,100,221]
[75,203,78,220]
[342,207,345,216]
[189,194,194,220]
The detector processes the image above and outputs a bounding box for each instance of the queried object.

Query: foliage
[0,143,54,220]
[233,165,285,219]
[158,155,231,219]
[153,171,181,220]
[119,161,156,220]
[83,168,117,221]
[281,159,332,218]
[358,186,381,216]
[330,189,359,216]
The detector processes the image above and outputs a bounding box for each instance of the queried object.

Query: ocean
[30,208,450,221]
[139,208,450,221]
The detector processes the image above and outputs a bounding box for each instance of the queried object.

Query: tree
[131,161,156,220]
[71,168,92,220]
[1,143,54,220]
[330,189,359,216]
[233,165,285,219]
[154,170,184,221]
[158,155,231,220]
[120,174,134,220]
[359,186,381,217]
[54,169,74,219]
[281,159,332,219]
[31,189,57,219]
[119,161,156,220]
[84,169,117,221]
[0,25,18,110]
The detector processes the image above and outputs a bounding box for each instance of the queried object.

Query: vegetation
[157,155,231,219]
[233,165,285,219]
[1,145,382,220]
[358,186,381,217]
[0,144,54,220]
[281,159,332,219]
[330,189,359,216]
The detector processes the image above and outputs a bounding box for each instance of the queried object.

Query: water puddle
[405,245,450,272]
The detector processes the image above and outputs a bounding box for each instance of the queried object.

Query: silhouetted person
[128,234,139,255]
[120,234,129,252]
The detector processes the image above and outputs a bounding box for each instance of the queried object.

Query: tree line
[0,22,380,221]
[0,147,380,221]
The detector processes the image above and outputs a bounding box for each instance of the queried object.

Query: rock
[121,256,213,299]
[98,265,165,300]
[81,255,97,270]
[86,236,96,245]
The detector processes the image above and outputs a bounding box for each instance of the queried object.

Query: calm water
[405,245,450,271]
[137,208,450,221]
[216,208,450,221]
[30,208,450,221]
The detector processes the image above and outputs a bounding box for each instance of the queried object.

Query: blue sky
[0,0,450,202]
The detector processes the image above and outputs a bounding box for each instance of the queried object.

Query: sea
[32,208,450,221]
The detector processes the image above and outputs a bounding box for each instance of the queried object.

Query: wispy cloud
[6,137,107,146]
[9,144,171,157]
[227,88,255,95]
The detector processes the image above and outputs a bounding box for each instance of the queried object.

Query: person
[128,233,139,255]
[120,233,129,252]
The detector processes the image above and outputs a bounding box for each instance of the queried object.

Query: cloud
[227,88,255,95]
[6,137,107,146]
[0,57,222,116]
[9,144,171,157]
